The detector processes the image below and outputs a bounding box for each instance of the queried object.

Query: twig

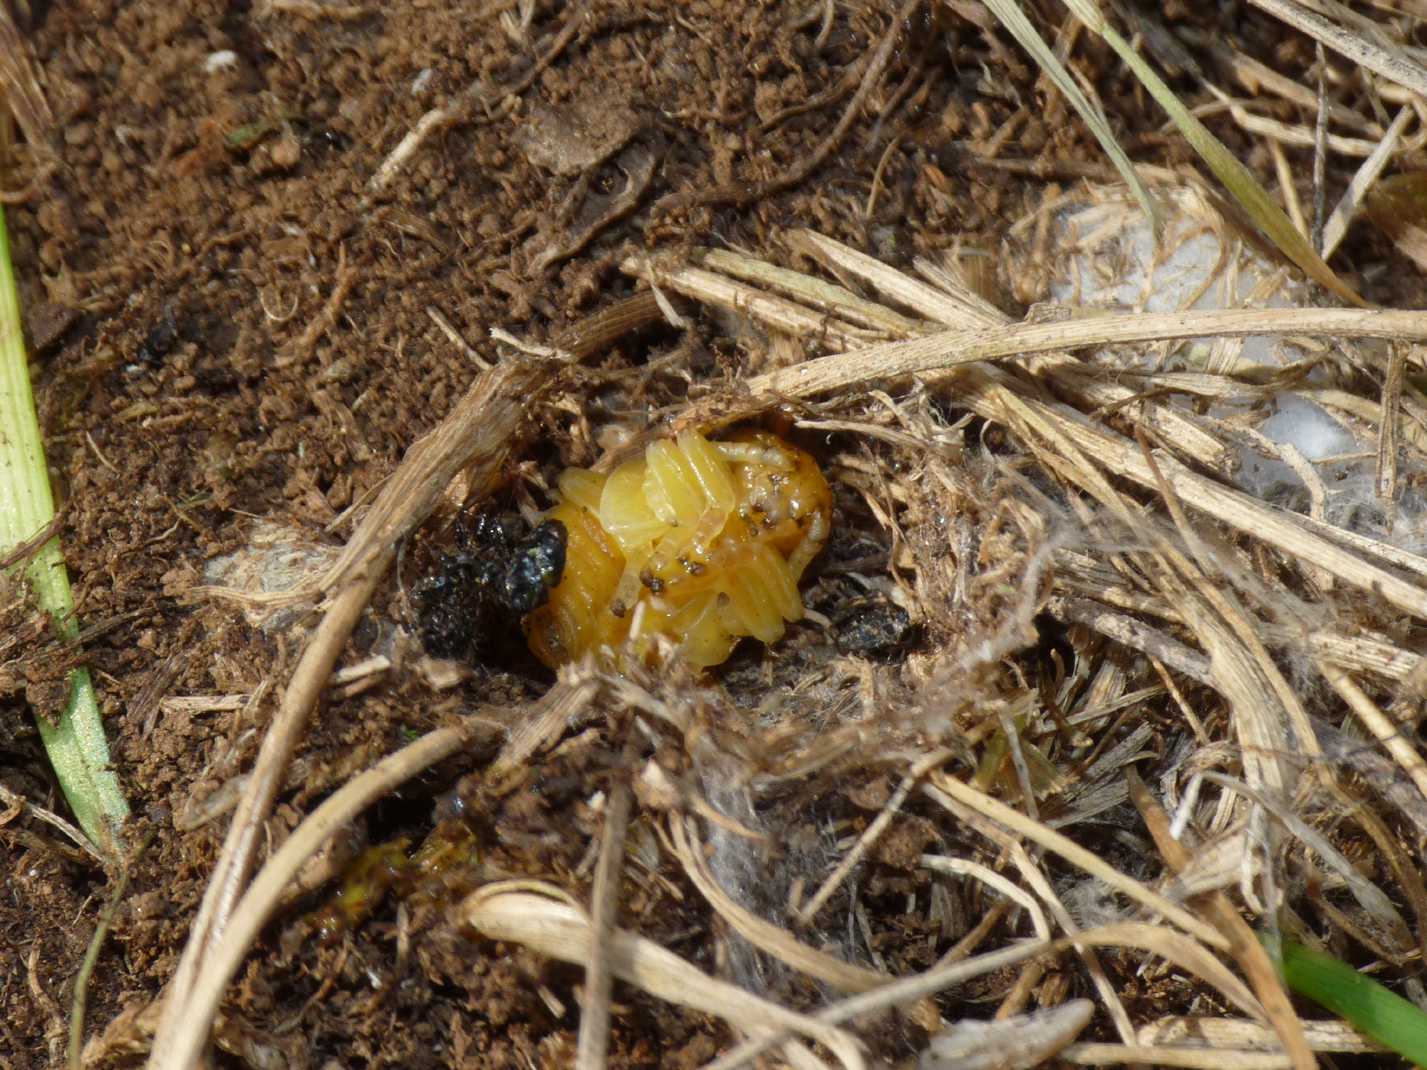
[1125,770,1314,1070]
[426,305,492,369]
[794,748,952,925]
[150,705,518,1070]
[0,780,104,866]
[576,731,639,1070]
[653,0,921,217]
[278,244,355,366]
[148,358,558,1070]
[368,0,592,193]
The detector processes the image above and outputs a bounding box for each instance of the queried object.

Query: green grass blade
[1060,0,1367,308]
[1269,935,1427,1067]
[0,202,129,858]
[981,0,1160,233]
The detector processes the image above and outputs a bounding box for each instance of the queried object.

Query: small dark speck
[137,311,178,367]
[835,597,918,659]
[313,128,352,153]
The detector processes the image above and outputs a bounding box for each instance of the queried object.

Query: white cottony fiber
[1045,188,1426,546]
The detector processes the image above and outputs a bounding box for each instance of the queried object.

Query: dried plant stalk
[150,358,560,1070]
[461,884,867,1070]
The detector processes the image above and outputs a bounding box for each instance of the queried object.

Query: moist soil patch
[3,2,1422,1069]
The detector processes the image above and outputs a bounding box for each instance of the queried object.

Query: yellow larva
[523,429,832,668]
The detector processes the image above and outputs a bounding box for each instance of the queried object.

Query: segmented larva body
[523,429,832,668]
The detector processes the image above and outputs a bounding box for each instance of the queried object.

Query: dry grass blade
[704,907,1275,1070]
[1247,0,1427,101]
[1198,771,1413,955]
[695,247,927,336]
[460,884,867,1070]
[739,308,1426,399]
[487,662,603,786]
[786,229,990,327]
[795,748,954,925]
[1060,922,1262,1022]
[576,731,638,1070]
[1062,0,1366,306]
[148,358,560,1070]
[316,359,559,596]
[612,229,1427,1061]
[624,257,871,350]
[0,780,104,866]
[1060,1042,1297,1067]
[1144,1016,1385,1055]
[1321,106,1415,261]
[992,376,1427,613]
[1315,662,1427,821]
[1376,342,1406,501]
[1126,770,1314,1070]
[788,231,1236,471]
[1022,407,1316,812]
[928,771,1229,951]
[981,0,1160,230]
[662,251,1427,617]
[0,5,54,153]
[700,938,1060,1070]
[1047,595,1212,685]
[148,705,514,1070]
[920,855,1050,938]
[669,814,891,992]
[1301,630,1422,685]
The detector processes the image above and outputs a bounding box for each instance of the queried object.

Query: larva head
[522,498,624,669]
[414,514,571,663]
[499,519,568,615]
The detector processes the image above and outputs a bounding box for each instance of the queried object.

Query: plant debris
[7,2,1427,1069]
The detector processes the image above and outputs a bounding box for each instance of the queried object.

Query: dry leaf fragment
[920,1000,1094,1070]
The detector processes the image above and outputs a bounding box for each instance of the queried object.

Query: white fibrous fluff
[1047,187,1426,550]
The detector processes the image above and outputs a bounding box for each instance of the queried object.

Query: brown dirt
[1,1,1418,1068]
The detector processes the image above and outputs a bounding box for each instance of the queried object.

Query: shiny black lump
[413,514,568,660]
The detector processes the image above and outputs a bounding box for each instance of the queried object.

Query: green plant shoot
[0,201,128,858]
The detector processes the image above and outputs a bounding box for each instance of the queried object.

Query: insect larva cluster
[523,429,832,668]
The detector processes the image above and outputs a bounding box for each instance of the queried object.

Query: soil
[1,2,1413,1068]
